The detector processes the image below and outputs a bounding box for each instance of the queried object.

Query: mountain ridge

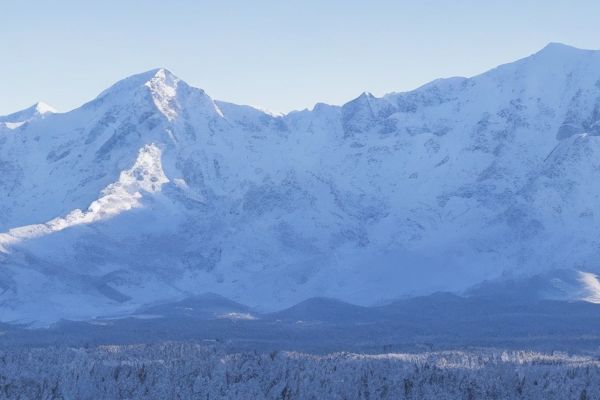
[2,43,600,324]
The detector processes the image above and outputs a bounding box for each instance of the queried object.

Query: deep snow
[2,43,600,323]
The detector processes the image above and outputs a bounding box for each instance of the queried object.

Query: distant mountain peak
[94,68,182,101]
[147,67,177,80]
[543,42,576,49]
[144,68,181,92]
[533,42,597,59]
[32,101,57,114]
[143,68,183,120]
[89,68,223,121]
[0,101,56,124]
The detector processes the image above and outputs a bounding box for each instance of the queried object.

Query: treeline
[0,343,598,399]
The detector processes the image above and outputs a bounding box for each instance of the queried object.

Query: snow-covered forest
[1,343,598,399]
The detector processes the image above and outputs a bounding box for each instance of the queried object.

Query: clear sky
[2,0,600,115]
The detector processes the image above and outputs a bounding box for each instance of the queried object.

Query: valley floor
[2,295,600,398]
[0,343,598,399]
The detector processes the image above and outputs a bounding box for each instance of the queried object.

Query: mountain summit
[0,101,56,125]
[2,44,600,323]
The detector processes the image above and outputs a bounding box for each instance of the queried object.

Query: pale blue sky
[2,0,600,115]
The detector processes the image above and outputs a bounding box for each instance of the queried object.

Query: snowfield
[2,43,600,322]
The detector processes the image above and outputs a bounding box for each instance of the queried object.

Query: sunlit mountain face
[3,44,600,324]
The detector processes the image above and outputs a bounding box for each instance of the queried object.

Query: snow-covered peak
[512,43,600,75]
[535,42,591,56]
[143,67,181,96]
[144,68,182,120]
[33,101,57,115]
[0,101,56,124]
[6,44,600,323]
[94,68,179,102]
[90,68,222,121]
[486,42,600,78]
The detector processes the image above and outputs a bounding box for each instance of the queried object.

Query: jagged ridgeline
[2,44,600,323]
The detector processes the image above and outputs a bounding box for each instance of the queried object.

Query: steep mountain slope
[2,44,600,323]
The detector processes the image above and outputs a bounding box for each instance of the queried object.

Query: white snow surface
[2,44,600,323]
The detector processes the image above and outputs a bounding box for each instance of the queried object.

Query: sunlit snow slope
[2,43,600,323]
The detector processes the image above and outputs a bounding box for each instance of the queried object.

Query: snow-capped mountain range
[2,43,600,324]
